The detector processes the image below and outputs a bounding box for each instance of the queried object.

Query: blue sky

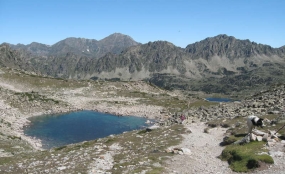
[0,0,284,48]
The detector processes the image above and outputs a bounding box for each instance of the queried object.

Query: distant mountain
[10,42,51,57]
[84,35,285,80]
[9,33,140,58]
[1,34,285,94]
[0,43,34,70]
[185,34,284,60]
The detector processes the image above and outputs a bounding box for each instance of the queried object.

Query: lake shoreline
[12,104,163,151]
[24,110,154,149]
[205,97,233,102]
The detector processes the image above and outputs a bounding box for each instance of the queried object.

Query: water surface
[24,110,151,149]
[206,98,232,102]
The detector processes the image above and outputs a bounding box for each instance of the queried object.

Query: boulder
[250,133,257,141]
[234,134,250,145]
[262,133,268,141]
[57,166,67,171]
[252,129,266,136]
[180,148,192,155]
[146,125,159,131]
[256,136,263,141]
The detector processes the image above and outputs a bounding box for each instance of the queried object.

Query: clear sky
[0,0,284,48]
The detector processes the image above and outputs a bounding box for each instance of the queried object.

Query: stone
[252,129,266,136]
[256,136,263,141]
[234,134,250,145]
[269,130,277,136]
[57,166,66,170]
[268,139,276,143]
[269,151,284,157]
[262,133,268,141]
[35,143,42,147]
[145,120,151,124]
[250,133,257,141]
[146,125,159,131]
[180,148,192,155]
[267,142,275,147]
[165,148,172,153]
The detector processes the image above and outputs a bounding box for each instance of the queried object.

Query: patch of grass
[208,116,249,135]
[0,157,12,165]
[138,129,148,134]
[14,92,60,104]
[81,140,96,147]
[104,138,115,144]
[220,141,273,172]
[54,145,67,151]
[106,124,185,173]
[221,135,241,146]
[7,135,21,140]
[146,167,164,174]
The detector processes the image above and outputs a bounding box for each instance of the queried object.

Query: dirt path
[164,122,234,174]
[164,122,285,174]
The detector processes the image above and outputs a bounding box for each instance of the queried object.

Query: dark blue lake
[206,98,232,102]
[24,110,151,149]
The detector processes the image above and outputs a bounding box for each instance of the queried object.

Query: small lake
[24,110,151,149]
[205,98,233,102]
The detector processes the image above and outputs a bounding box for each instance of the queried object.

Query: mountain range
[8,33,140,58]
[1,33,285,94]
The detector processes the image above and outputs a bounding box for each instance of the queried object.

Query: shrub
[220,141,273,172]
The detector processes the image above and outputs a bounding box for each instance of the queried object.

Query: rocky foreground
[0,68,285,173]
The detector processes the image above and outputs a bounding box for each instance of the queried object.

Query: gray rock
[234,134,250,145]
[252,129,266,136]
[262,133,269,142]
[57,166,66,170]
[250,133,257,141]
[269,151,284,157]
[256,136,263,141]
[146,125,160,131]
[180,148,192,155]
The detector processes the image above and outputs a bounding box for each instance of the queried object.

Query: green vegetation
[220,142,273,172]
[211,113,285,172]
[0,123,185,173]
[107,124,185,174]
[0,157,12,165]
[54,145,67,151]
[1,67,285,173]
[14,92,59,104]
[207,114,285,137]
[0,68,88,89]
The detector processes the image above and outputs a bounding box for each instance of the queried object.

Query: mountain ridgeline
[1,33,285,94]
[9,33,140,58]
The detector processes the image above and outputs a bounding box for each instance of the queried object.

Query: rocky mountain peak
[99,33,139,47]
[185,34,283,60]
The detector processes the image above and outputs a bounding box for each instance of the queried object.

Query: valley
[0,34,285,173]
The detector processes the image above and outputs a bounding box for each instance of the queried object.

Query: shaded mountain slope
[1,34,285,94]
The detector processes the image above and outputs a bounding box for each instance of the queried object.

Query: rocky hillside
[0,66,285,173]
[0,44,34,70]
[186,34,285,59]
[9,33,140,58]
[1,34,285,94]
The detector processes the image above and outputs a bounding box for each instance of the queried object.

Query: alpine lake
[24,110,152,149]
